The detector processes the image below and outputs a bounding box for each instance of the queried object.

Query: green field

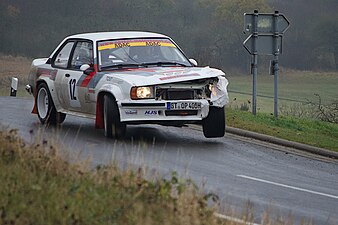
[225,71,338,151]
[227,70,338,114]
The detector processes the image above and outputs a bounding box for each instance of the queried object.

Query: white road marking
[237,175,338,199]
[214,213,260,225]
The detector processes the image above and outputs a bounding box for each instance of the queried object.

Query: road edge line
[214,213,260,225]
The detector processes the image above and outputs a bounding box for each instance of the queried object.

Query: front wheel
[202,106,225,138]
[36,83,66,125]
[103,94,126,139]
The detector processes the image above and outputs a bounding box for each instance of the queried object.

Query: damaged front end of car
[154,75,229,107]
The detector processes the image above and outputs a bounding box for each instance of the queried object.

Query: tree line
[0,0,337,71]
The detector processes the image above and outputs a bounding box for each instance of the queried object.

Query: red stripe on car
[80,64,98,87]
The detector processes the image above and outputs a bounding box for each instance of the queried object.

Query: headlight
[130,86,154,100]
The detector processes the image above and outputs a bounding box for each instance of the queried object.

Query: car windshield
[97,38,192,70]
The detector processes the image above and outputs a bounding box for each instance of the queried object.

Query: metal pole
[252,10,258,116]
[273,11,279,118]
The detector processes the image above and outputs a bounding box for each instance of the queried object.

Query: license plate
[167,102,201,110]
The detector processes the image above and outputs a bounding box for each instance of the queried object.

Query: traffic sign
[243,10,290,118]
[244,13,290,34]
[243,34,282,55]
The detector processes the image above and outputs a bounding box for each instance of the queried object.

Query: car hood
[103,66,225,86]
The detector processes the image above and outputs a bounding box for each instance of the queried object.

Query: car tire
[202,106,225,138]
[103,94,126,138]
[36,83,66,125]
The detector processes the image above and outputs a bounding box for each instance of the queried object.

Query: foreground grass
[0,128,316,225]
[0,129,224,225]
[226,108,338,152]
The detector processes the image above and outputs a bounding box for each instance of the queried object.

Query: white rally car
[27,31,229,138]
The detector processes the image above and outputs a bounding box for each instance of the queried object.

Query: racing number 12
[69,79,77,100]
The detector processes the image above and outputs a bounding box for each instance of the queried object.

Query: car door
[54,40,94,113]
[67,41,94,113]
[53,41,76,111]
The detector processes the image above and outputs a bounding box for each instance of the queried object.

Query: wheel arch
[31,78,53,114]
[95,90,117,129]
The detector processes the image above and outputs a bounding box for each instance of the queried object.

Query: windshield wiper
[141,61,189,67]
[101,63,142,70]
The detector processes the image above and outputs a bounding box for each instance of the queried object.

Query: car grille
[155,77,217,100]
[156,89,198,100]
[167,89,194,100]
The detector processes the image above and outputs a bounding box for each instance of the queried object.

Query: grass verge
[0,129,224,225]
[226,108,338,152]
[0,128,316,225]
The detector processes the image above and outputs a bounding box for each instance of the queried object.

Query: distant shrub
[310,94,338,124]
[240,102,250,111]
[279,94,338,124]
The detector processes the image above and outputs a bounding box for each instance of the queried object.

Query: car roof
[67,31,169,42]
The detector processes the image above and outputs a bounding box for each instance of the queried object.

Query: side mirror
[80,64,93,75]
[189,58,198,66]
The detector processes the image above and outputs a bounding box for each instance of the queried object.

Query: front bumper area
[119,99,210,122]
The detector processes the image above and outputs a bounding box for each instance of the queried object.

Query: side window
[54,42,74,68]
[70,41,93,70]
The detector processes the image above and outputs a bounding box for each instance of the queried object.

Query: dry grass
[0,55,31,96]
[0,129,316,225]
[0,54,31,86]
[0,129,223,225]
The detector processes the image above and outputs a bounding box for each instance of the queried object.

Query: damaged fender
[210,76,229,107]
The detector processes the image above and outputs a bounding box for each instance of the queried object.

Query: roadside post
[10,77,18,97]
[243,10,290,118]
[273,11,280,118]
[252,10,258,116]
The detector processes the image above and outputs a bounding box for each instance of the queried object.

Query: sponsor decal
[160,69,186,75]
[159,73,200,81]
[115,42,130,48]
[145,41,161,46]
[145,110,158,115]
[122,68,157,72]
[98,39,176,51]
[125,109,137,115]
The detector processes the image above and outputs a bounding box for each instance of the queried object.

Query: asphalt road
[1,97,337,225]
